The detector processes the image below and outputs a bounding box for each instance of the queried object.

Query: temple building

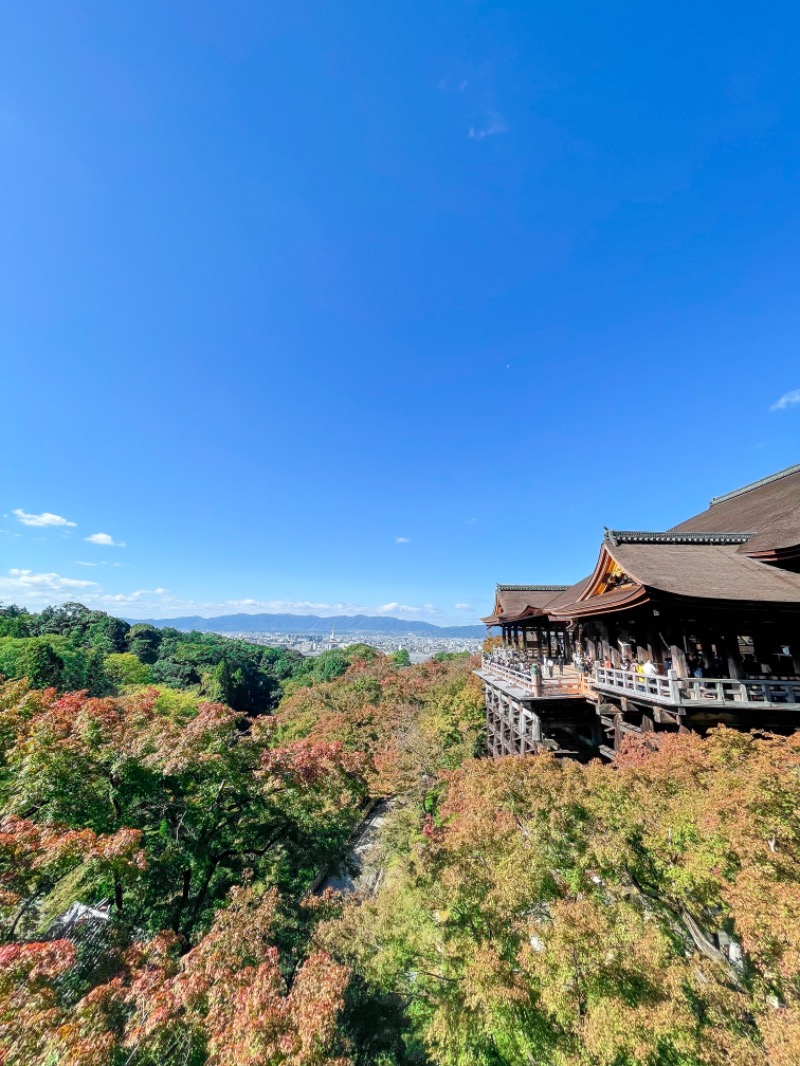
[477,463,800,760]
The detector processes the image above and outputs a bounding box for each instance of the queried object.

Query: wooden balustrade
[593,666,800,708]
[480,656,583,697]
[677,676,800,705]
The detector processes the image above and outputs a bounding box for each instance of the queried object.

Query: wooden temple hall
[476,463,800,761]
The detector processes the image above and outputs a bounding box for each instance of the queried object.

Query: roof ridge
[496,584,570,591]
[604,530,754,547]
[709,462,800,506]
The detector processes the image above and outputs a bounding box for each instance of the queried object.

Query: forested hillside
[0,602,798,1064]
[0,602,382,712]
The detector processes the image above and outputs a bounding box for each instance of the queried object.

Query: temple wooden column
[667,626,688,677]
[722,629,744,679]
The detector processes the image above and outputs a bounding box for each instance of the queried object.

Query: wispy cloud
[85,532,126,547]
[13,508,76,528]
[394,536,411,544]
[468,111,507,140]
[453,603,471,610]
[771,389,800,412]
[437,73,469,93]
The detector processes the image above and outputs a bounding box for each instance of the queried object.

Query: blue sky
[1,2,799,625]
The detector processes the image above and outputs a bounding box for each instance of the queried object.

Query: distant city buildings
[217,630,482,662]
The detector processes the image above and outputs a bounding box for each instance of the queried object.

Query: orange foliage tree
[317,728,800,1065]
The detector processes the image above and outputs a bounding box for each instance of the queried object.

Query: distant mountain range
[124,612,486,639]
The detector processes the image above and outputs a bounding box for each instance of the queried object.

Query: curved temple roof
[484,464,800,624]
[481,584,569,625]
[671,462,800,559]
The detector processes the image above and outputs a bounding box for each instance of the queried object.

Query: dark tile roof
[487,465,800,623]
[542,577,592,613]
[496,584,570,592]
[608,541,800,603]
[605,530,753,547]
[671,463,800,555]
[481,584,573,625]
[550,583,648,619]
[528,577,597,619]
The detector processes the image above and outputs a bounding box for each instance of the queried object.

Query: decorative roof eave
[603,529,754,548]
[745,543,800,565]
[499,607,565,624]
[550,585,650,620]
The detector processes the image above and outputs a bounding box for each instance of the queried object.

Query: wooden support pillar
[598,620,616,666]
[791,630,800,677]
[668,630,688,678]
[751,630,773,674]
[530,713,542,744]
[723,630,744,680]
[646,625,659,667]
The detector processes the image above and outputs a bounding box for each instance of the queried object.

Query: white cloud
[0,574,447,623]
[13,509,76,528]
[453,603,471,610]
[376,602,439,617]
[771,389,800,412]
[0,569,98,597]
[468,112,508,140]
[85,532,126,547]
[96,587,169,606]
[394,536,411,544]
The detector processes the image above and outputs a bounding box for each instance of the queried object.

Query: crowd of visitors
[486,641,795,703]
[487,645,672,684]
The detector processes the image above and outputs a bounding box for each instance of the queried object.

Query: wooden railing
[593,666,800,708]
[677,676,800,706]
[480,657,583,697]
[481,659,537,690]
[594,666,680,703]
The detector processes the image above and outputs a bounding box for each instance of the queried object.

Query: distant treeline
[0,601,423,712]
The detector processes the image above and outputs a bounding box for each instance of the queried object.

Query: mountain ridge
[123,612,486,638]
